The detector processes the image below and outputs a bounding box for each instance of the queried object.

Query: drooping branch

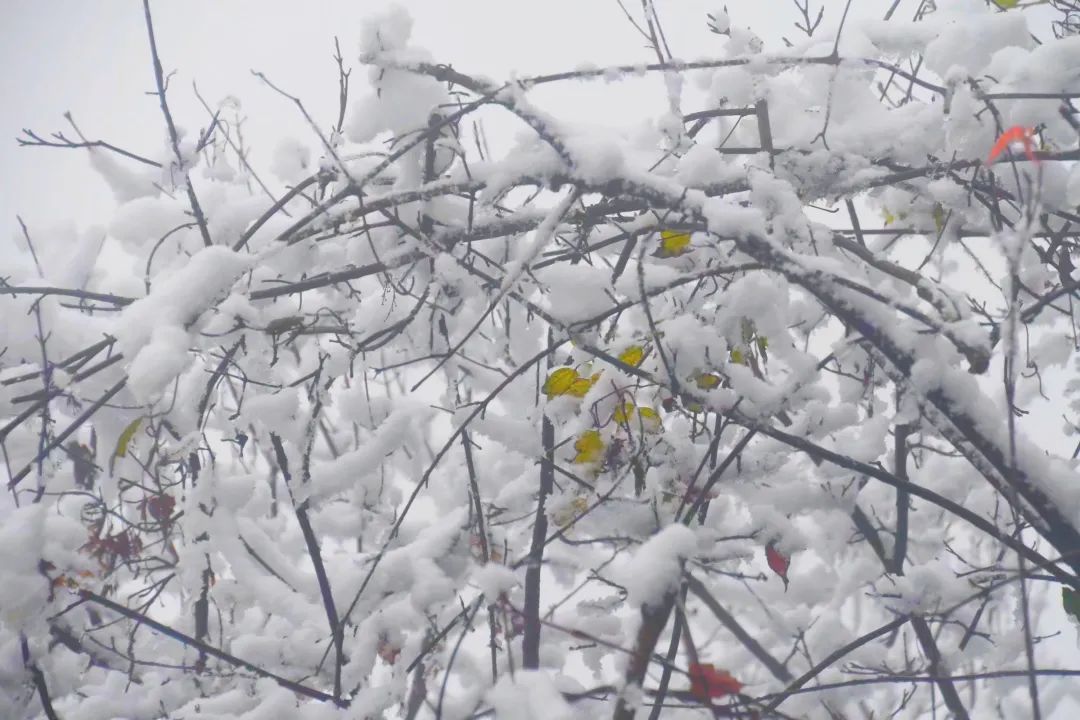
[77,589,344,706]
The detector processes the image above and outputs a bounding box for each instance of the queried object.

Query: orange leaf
[987,126,1038,165]
[688,663,743,701]
[766,542,790,589]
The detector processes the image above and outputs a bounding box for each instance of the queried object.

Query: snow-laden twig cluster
[4,2,1080,719]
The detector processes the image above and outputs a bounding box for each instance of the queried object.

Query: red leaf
[987,126,1038,165]
[688,663,743,701]
[766,542,790,589]
[146,494,175,523]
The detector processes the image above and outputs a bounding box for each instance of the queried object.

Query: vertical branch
[193,560,211,671]
[755,100,775,169]
[142,0,213,247]
[269,432,344,699]
[846,463,968,718]
[613,594,676,720]
[1003,209,1044,720]
[332,37,351,136]
[463,430,500,682]
[21,635,60,720]
[18,219,53,499]
[420,112,441,238]
[893,405,912,575]
[188,451,211,672]
[647,591,685,720]
[911,616,971,720]
[522,415,555,669]
[403,632,430,720]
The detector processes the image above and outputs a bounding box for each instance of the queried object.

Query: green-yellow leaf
[932,203,947,234]
[882,208,896,227]
[637,406,663,434]
[613,403,663,433]
[115,418,143,459]
[695,372,721,390]
[554,495,590,529]
[619,345,646,368]
[567,374,599,397]
[993,0,1019,8]
[573,430,605,465]
[543,367,579,398]
[656,229,692,258]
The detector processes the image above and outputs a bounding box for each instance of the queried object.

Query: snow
[112,245,251,402]
[923,7,1032,78]
[310,401,432,503]
[1068,163,1080,207]
[708,7,730,35]
[270,137,312,183]
[0,505,48,631]
[109,195,194,251]
[535,263,612,324]
[487,672,576,720]
[125,324,190,402]
[88,147,161,202]
[358,3,413,55]
[616,524,697,609]
[474,563,518,600]
[858,18,936,56]
[675,142,743,187]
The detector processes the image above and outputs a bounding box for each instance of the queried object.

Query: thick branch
[522,416,555,669]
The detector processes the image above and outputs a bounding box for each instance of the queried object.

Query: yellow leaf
[619,345,646,368]
[637,406,663,434]
[115,417,143,458]
[543,367,579,398]
[573,430,605,465]
[729,348,746,366]
[614,402,661,432]
[993,0,1019,7]
[554,496,590,529]
[656,229,692,258]
[568,373,600,398]
[695,372,721,390]
[882,208,896,226]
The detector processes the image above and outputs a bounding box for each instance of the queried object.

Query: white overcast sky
[1,0,678,230]
[0,0,884,236]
